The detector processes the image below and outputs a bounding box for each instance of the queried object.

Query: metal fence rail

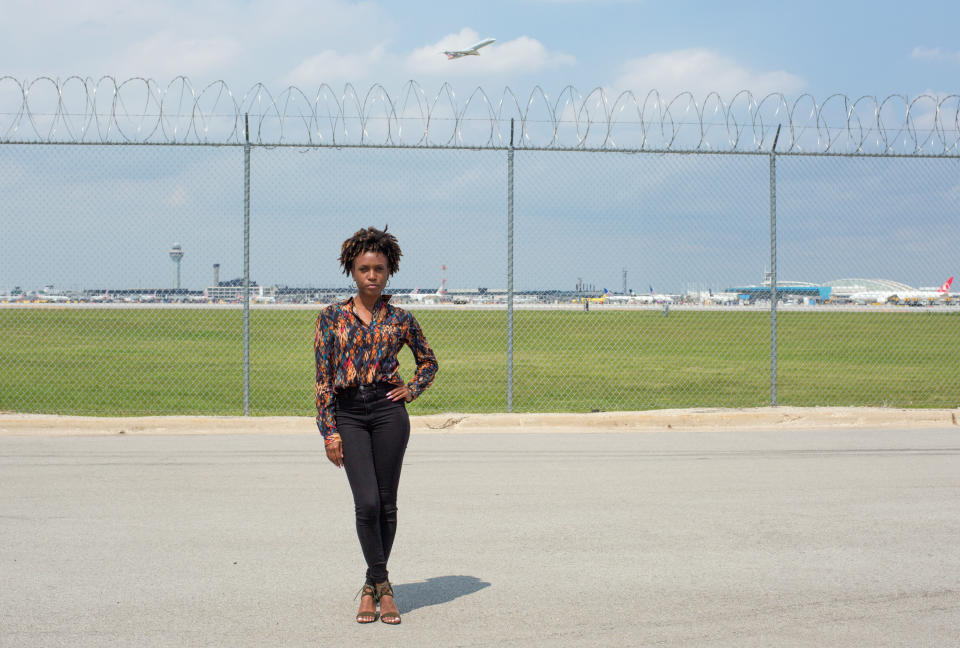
[1,79,959,416]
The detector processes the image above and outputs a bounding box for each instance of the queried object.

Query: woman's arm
[402,313,438,400]
[314,311,340,453]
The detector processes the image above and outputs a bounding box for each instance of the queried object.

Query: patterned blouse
[314,295,438,443]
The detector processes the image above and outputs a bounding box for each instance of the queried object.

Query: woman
[314,226,438,625]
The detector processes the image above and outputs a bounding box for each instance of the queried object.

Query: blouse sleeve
[314,310,338,442]
[403,312,438,400]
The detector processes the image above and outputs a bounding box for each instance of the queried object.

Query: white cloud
[116,32,242,79]
[911,47,960,63]
[613,48,805,99]
[405,28,575,77]
[2,0,166,27]
[285,45,388,86]
[0,0,393,85]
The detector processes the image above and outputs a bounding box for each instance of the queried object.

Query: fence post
[243,113,251,416]
[769,124,780,407]
[506,118,515,412]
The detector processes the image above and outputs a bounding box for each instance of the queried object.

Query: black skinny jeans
[335,382,411,585]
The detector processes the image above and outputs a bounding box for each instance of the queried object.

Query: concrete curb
[1,407,958,436]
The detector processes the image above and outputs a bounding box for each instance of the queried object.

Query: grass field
[1,307,958,416]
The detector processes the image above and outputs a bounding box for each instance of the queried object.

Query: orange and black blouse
[314,295,438,443]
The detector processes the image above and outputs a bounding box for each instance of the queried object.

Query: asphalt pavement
[2,428,959,647]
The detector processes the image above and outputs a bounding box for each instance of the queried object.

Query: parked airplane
[625,286,676,304]
[405,286,446,303]
[579,291,609,304]
[0,288,27,302]
[849,276,953,305]
[601,289,636,303]
[704,289,741,305]
[444,38,495,59]
[34,286,72,302]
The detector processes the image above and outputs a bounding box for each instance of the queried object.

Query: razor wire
[2,75,960,154]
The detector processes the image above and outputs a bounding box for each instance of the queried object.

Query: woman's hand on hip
[386,384,413,402]
[325,439,344,468]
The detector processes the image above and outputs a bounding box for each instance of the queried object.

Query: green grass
[1,307,957,416]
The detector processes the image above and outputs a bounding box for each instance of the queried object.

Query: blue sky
[1,1,959,293]
[2,0,958,100]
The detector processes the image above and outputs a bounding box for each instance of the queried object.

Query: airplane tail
[437,265,447,297]
[938,276,954,293]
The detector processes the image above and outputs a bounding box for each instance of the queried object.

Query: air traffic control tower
[169,243,184,290]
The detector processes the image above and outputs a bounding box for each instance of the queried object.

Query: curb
[1,407,958,436]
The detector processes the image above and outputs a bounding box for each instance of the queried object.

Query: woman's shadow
[393,575,490,614]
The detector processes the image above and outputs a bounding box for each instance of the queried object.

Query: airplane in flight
[849,276,953,305]
[444,38,495,59]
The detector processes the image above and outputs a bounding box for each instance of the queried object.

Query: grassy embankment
[1,308,957,416]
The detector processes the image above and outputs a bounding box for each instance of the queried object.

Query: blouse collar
[341,294,392,320]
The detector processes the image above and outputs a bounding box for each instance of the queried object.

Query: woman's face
[351,250,389,300]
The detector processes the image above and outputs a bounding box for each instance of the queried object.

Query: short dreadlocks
[338,226,402,276]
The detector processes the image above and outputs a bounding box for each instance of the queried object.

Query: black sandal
[354,583,377,624]
[375,581,401,625]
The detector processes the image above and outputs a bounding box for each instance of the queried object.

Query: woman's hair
[338,225,402,276]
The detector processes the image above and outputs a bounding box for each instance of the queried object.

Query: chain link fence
[775,155,960,408]
[511,151,772,411]
[2,80,959,416]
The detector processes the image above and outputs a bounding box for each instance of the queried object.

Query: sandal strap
[374,581,394,600]
[354,583,376,601]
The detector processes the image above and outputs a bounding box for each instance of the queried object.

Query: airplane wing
[444,51,466,59]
